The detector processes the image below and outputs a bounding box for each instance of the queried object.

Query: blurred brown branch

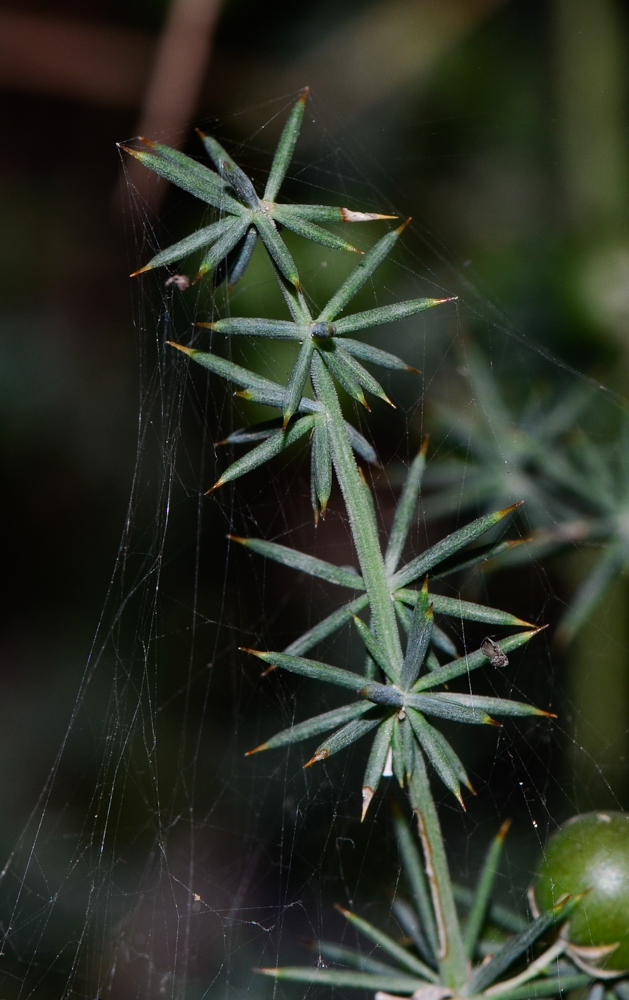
[0,9,154,107]
[116,0,225,217]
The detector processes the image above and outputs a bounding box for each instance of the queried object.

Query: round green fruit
[534,811,629,970]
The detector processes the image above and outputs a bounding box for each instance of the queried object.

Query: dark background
[1,1,629,998]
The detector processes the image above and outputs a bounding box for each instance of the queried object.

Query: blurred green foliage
[2,0,629,997]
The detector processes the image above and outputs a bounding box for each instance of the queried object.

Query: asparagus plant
[124,91,605,1000]
[423,345,629,644]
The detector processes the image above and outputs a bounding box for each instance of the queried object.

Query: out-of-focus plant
[424,345,629,645]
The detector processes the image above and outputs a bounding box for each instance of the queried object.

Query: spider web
[0,91,627,1000]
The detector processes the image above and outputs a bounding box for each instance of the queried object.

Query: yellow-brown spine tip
[361,787,374,821]
[499,500,525,515]
[138,135,156,147]
[395,217,412,234]
[406,365,422,374]
[260,664,277,677]
[339,208,398,222]
[497,817,513,840]
[194,321,217,330]
[333,903,350,917]
[382,393,396,409]
[299,86,310,103]
[205,478,224,493]
[244,742,268,756]
[455,791,467,811]
[304,750,328,768]
[227,535,247,545]
[419,435,430,457]
[167,341,194,357]
[195,127,207,139]
[130,263,153,276]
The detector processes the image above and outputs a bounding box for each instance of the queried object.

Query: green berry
[534,811,629,970]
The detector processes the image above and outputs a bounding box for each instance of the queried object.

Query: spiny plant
[120,87,393,287]
[124,91,608,1000]
[424,345,629,644]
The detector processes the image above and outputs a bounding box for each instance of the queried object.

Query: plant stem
[311,353,403,673]
[311,353,467,989]
[408,750,468,990]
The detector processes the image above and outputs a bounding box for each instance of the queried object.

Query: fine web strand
[1,93,627,1000]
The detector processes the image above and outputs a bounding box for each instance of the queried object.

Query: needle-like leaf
[230,536,364,589]
[393,504,523,590]
[119,143,244,213]
[407,710,465,805]
[405,694,495,726]
[284,339,315,428]
[452,884,527,934]
[414,627,545,691]
[362,715,396,819]
[311,415,332,517]
[228,225,258,285]
[464,818,511,957]
[431,625,458,659]
[385,442,428,574]
[283,595,369,656]
[318,222,410,322]
[334,298,453,335]
[196,215,251,279]
[273,205,362,253]
[396,590,532,628]
[335,906,439,982]
[470,896,581,993]
[242,649,371,691]
[246,701,372,755]
[305,938,399,975]
[392,803,438,957]
[254,211,300,286]
[342,338,418,372]
[391,898,434,967]
[556,540,629,645]
[345,423,378,465]
[334,344,394,405]
[281,204,395,223]
[263,88,309,201]
[306,714,384,766]
[200,317,307,338]
[257,967,427,992]
[488,975,591,1000]
[425,693,553,719]
[196,131,260,208]
[351,614,398,683]
[132,217,236,274]
[208,415,315,490]
[321,348,370,408]
[402,580,433,689]
[432,539,527,580]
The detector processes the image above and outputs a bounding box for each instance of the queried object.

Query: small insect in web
[165,273,190,291]
[481,636,509,668]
